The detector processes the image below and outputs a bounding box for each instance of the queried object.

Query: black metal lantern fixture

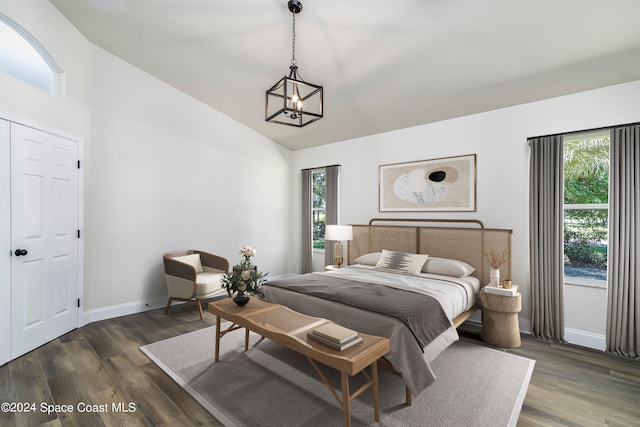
[266,0,323,127]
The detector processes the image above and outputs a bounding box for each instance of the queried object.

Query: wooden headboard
[347,218,512,286]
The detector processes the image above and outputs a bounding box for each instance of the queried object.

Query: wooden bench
[208,298,390,427]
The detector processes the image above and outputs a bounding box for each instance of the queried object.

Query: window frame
[311,168,326,253]
[563,205,608,289]
[562,131,610,289]
[0,13,63,96]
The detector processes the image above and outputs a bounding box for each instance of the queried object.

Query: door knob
[14,249,28,256]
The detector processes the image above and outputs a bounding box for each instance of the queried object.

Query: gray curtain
[301,169,312,274]
[529,134,565,341]
[606,125,640,358]
[324,165,339,267]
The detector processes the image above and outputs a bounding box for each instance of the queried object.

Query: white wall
[292,79,640,345]
[84,45,294,318]
[1,1,295,328]
[564,284,607,350]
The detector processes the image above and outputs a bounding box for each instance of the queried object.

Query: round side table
[480,289,522,348]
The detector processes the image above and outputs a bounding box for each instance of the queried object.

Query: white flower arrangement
[239,246,258,263]
[221,246,267,298]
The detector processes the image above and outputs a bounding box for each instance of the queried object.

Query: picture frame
[379,154,477,212]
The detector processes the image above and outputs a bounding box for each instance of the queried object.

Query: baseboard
[81,296,168,326]
[79,277,300,327]
[461,311,532,336]
[564,328,606,351]
[470,319,605,352]
[518,318,531,335]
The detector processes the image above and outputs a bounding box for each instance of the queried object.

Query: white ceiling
[49,0,640,150]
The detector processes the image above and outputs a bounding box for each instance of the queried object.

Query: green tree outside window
[563,132,609,282]
[312,170,326,249]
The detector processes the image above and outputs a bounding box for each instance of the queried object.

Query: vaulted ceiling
[50,0,640,150]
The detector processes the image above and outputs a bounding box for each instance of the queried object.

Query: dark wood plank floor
[460,329,640,427]
[1,301,638,426]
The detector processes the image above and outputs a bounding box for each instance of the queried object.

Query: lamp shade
[325,225,353,241]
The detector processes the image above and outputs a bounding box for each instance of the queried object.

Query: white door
[11,123,79,359]
[0,119,10,366]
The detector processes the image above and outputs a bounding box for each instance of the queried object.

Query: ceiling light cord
[288,4,306,81]
[291,10,297,67]
[289,9,303,113]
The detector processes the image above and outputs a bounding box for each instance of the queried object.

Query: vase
[233,292,250,307]
[490,268,500,287]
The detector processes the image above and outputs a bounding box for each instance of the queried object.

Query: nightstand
[324,265,341,271]
[480,288,522,348]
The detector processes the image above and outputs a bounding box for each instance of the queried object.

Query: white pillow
[174,253,203,273]
[421,257,475,277]
[353,252,382,266]
[375,249,428,275]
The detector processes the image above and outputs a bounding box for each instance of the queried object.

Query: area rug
[141,327,534,427]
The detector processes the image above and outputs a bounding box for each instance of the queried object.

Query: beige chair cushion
[174,253,203,273]
[194,272,225,297]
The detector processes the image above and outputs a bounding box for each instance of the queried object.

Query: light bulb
[296,99,303,110]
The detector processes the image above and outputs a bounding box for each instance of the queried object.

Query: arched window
[0,13,62,95]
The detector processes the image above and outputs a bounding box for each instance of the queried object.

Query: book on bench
[308,331,363,351]
[307,323,362,351]
[312,323,358,343]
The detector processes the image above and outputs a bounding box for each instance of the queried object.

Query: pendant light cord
[291,11,297,66]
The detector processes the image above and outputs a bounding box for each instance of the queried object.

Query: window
[0,14,61,95]
[312,169,326,250]
[563,130,610,287]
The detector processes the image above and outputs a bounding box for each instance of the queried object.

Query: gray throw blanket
[264,273,452,351]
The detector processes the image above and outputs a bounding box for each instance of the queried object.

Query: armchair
[163,249,230,319]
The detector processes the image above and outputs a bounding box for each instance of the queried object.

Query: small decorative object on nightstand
[480,286,521,348]
[482,248,508,287]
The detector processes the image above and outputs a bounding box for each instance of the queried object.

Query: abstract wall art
[379,154,476,212]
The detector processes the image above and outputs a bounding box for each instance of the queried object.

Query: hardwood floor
[1,302,639,426]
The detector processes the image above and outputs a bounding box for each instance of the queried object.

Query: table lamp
[325,225,353,268]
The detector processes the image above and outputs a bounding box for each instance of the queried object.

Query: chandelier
[265,0,323,127]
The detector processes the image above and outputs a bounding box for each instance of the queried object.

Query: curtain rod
[527,120,640,141]
[301,164,341,171]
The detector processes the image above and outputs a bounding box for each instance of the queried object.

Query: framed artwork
[379,154,476,212]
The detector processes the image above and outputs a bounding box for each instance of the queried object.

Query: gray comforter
[265,273,451,351]
[262,272,459,395]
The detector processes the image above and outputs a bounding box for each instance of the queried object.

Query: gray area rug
[141,326,534,427]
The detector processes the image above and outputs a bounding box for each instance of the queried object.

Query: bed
[262,218,512,396]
